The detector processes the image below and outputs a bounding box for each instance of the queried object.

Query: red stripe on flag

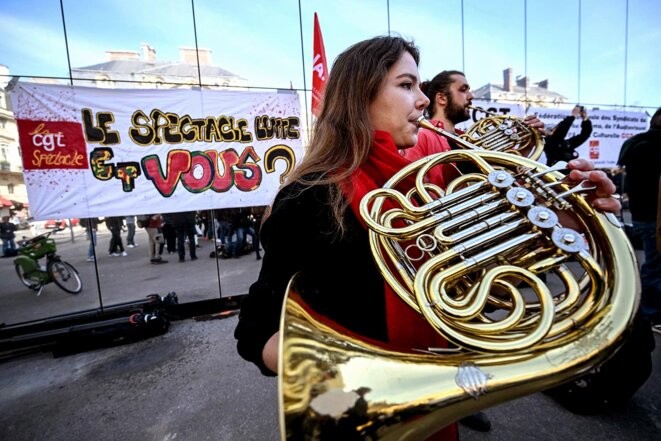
[311,13,328,118]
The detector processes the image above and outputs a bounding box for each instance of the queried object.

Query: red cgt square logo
[17,119,89,170]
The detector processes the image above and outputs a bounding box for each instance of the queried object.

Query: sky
[0,0,659,113]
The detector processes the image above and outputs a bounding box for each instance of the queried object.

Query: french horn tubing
[278,120,639,440]
[435,105,545,160]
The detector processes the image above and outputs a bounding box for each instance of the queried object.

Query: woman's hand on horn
[566,158,621,214]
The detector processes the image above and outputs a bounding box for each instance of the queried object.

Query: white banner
[9,83,302,220]
[458,100,649,168]
[532,107,648,168]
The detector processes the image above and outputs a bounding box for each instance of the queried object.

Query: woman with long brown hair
[234,35,619,440]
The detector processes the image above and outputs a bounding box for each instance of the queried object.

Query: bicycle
[14,228,83,295]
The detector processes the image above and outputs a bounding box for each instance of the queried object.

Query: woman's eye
[401,82,413,90]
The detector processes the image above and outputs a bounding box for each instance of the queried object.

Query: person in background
[250,206,266,260]
[82,217,102,262]
[399,69,544,433]
[161,213,177,255]
[146,214,168,264]
[125,215,138,248]
[233,35,619,441]
[401,70,544,188]
[543,105,593,166]
[228,208,255,258]
[105,216,127,257]
[0,215,17,257]
[171,211,198,262]
[618,107,661,331]
[216,208,234,251]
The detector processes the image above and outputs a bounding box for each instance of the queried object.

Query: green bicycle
[14,229,83,295]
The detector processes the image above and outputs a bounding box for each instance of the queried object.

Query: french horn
[432,106,545,160]
[278,122,638,440]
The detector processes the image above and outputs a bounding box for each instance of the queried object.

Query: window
[7,183,14,194]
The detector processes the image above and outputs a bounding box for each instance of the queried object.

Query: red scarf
[341,131,450,352]
[341,131,457,441]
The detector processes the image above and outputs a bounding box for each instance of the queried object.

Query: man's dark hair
[650,107,661,129]
[420,70,464,118]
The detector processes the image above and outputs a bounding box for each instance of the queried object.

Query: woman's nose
[418,90,430,109]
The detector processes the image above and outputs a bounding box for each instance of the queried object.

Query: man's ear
[436,92,448,108]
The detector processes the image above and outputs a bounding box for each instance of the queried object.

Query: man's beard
[446,96,471,125]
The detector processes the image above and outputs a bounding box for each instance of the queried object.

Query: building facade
[473,68,568,108]
[0,65,28,219]
[71,43,247,90]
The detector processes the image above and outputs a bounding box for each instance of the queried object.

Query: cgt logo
[589,139,600,160]
[17,120,89,170]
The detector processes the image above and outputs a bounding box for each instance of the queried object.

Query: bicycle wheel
[14,263,41,291]
[48,260,83,294]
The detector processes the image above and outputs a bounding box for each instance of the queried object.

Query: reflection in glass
[0,0,659,328]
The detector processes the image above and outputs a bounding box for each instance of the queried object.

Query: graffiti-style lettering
[217,116,251,142]
[180,115,204,142]
[116,163,142,192]
[204,149,239,193]
[129,109,253,146]
[264,144,296,183]
[91,144,295,195]
[90,147,140,191]
[142,150,192,197]
[131,109,182,145]
[153,109,183,144]
[81,109,120,145]
[90,147,115,180]
[205,116,222,142]
[181,151,214,193]
[234,146,262,191]
[254,115,300,140]
[130,110,154,145]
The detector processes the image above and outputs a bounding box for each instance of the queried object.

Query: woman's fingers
[566,159,620,213]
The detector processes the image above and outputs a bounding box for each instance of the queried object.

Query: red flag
[311,13,328,117]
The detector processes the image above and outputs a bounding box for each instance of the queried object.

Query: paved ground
[0,314,658,441]
[1,224,262,325]
[1,212,659,440]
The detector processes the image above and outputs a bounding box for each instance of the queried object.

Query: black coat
[105,216,124,231]
[171,211,197,229]
[544,116,593,165]
[234,181,387,376]
[618,128,661,221]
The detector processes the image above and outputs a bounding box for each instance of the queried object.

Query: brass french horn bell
[421,106,545,160]
[278,126,638,440]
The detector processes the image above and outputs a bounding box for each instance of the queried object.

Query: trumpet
[421,105,545,160]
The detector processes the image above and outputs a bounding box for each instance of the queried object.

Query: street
[1,216,659,441]
[1,223,262,326]
[0,313,658,441]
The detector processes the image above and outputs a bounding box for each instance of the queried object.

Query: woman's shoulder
[264,174,336,230]
[274,174,333,204]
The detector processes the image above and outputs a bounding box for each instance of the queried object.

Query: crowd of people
[80,207,266,264]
